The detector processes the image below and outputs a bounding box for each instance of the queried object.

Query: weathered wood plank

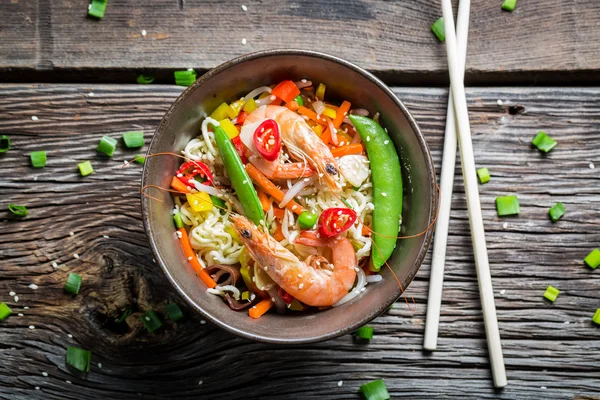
[0,85,599,399]
[2,1,600,84]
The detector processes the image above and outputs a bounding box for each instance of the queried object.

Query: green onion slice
[532,131,557,153]
[66,346,92,373]
[502,0,517,11]
[356,326,374,340]
[134,155,146,164]
[8,203,28,217]
[140,310,163,332]
[431,17,445,42]
[173,213,184,229]
[359,379,390,400]
[78,161,94,176]
[164,303,184,322]
[0,303,12,321]
[30,151,47,168]
[137,74,155,84]
[122,131,144,148]
[88,0,107,19]
[0,135,10,153]
[64,273,82,295]
[593,309,600,326]
[477,167,490,184]
[115,308,132,324]
[548,202,565,222]
[97,136,118,157]
[495,195,520,216]
[174,70,197,87]
[543,285,560,302]
[584,248,600,269]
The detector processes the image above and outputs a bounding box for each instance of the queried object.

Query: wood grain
[1,0,600,84]
[0,85,599,399]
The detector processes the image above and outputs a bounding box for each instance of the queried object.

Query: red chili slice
[318,207,358,237]
[231,135,247,164]
[176,161,214,186]
[278,287,294,304]
[253,119,281,162]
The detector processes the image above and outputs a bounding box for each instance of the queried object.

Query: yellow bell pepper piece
[322,107,337,119]
[230,99,245,118]
[224,224,240,242]
[186,192,213,213]
[311,124,324,137]
[218,118,239,139]
[243,98,257,113]
[316,83,326,100]
[210,102,235,121]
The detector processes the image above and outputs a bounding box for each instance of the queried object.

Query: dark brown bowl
[141,49,436,344]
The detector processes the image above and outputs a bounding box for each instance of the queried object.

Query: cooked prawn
[247,154,316,180]
[244,105,341,191]
[231,214,357,306]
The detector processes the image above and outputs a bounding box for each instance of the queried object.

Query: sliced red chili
[318,207,358,237]
[231,135,247,164]
[237,111,248,125]
[176,161,214,186]
[253,119,281,162]
[278,287,294,304]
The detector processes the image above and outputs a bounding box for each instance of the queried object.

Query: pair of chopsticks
[423,0,507,388]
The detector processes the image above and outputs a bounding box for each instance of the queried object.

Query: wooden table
[1,2,599,399]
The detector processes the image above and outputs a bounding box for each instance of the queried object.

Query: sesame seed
[187,256,193,261]
[337,381,343,387]
[299,283,305,289]
[200,320,207,325]
[500,289,506,295]
[241,4,248,11]
[298,274,302,278]
[242,38,247,45]
[497,99,503,106]
[66,380,72,384]
[304,178,310,182]
[177,173,183,177]
[9,291,15,296]
[42,372,48,377]
[264,266,268,271]
[381,192,387,197]
[198,380,204,385]
[14,296,19,302]
[292,205,297,210]
[18,313,23,317]
[145,316,151,321]
[176,231,183,239]
[73,253,79,259]
[270,95,276,101]
[35,387,40,390]
[384,140,389,145]
[502,222,508,229]
[67,334,73,338]
[250,294,256,300]
[301,79,307,83]
[318,173,324,178]
[69,232,74,237]
[590,162,595,169]
[141,29,147,36]
[103,235,109,239]
[564,321,570,324]
[29,325,35,329]
[540,386,547,390]
[31,116,39,121]
[271,297,276,302]
[366,136,370,142]
[88,92,94,97]
[29,284,38,290]
[24,306,29,310]
[98,363,102,368]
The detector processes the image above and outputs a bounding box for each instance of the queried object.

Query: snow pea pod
[211,123,265,225]
[348,115,402,271]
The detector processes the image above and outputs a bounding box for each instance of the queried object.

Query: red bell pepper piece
[237,111,248,125]
[231,135,247,164]
[176,161,214,186]
[271,80,301,104]
[278,287,295,304]
[253,119,281,162]
[318,207,358,237]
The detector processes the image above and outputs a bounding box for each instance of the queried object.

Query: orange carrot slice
[249,298,274,319]
[177,227,216,288]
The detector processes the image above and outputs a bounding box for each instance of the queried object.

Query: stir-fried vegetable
[548,202,565,222]
[0,303,11,321]
[359,379,390,400]
[271,80,301,103]
[249,298,274,319]
[319,207,357,237]
[253,119,281,161]
[64,273,82,295]
[543,286,560,302]
[8,204,28,217]
[177,227,217,288]
[66,346,91,372]
[349,115,402,271]
[298,211,318,230]
[30,151,47,168]
[584,249,600,269]
[496,195,520,216]
[245,164,305,215]
[176,161,214,186]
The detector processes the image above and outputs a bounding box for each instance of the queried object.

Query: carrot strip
[245,164,305,215]
[274,223,285,241]
[330,143,363,158]
[362,225,372,236]
[257,189,272,212]
[171,176,189,193]
[320,127,331,145]
[297,106,327,126]
[177,227,217,288]
[273,207,285,220]
[249,298,274,319]
[333,100,351,129]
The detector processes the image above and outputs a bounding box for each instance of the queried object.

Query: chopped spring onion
[140,310,163,332]
[495,195,520,216]
[543,285,560,302]
[66,346,91,373]
[356,326,374,340]
[114,308,132,324]
[477,167,490,184]
[164,303,184,322]
[174,69,197,87]
[134,155,146,164]
[584,248,600,269]
[0,302,12,321]
[532,131,557,153]
[0,135,10,153]
[593,309,600,326]
[97,136,118,156]
[88,0,107,19]
[136,74,155,84]
[340,198,354,209]
[241,291,250,301]
[359,379,390,400]
[502,0,517,11]
[294,95,304,107]
[173,213,184,229]
[431,17,445,42]
[78,161,94,176]
[548,202,565,222]
[8,203,28,217]
[122,131,144,148]
[30,151,47,168]
[64,273,82,295]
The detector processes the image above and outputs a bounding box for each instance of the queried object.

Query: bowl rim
[141,49,437,344]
